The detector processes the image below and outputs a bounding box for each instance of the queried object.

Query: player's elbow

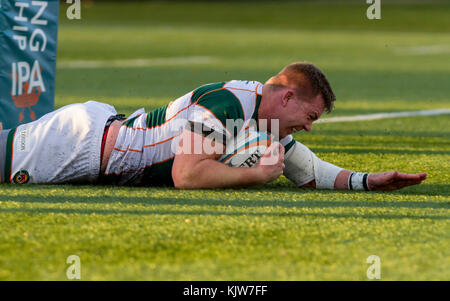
[172,151,219,189]
[172,169,189,189]
[172,163,198,190]
[173,174,196,189]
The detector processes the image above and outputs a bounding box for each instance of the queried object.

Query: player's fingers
[396,172,428,180]
[384,178,425,190]
[398,178,425,186]
[262,142,277,158]
[271,143,278,156]
[260,142,281,166]
[278,148,284,162]
[278,143,285,155]
[372,171,421,190]
[271,142,284,162]
[266,142,279,156]
[416,172,427,179]
[276,155,285,169]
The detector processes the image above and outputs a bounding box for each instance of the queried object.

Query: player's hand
[256,142,285,183]
[368,171,427,191]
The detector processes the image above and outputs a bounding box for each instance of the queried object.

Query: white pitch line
[394,45,450,56]
[57,56,216,69]
[317,109,450,124]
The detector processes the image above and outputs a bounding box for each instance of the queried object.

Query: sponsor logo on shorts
[13,170,30,184]
[17,127,30,153]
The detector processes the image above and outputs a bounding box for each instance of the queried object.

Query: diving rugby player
[0,62,427,191]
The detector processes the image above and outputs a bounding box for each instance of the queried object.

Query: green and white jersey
[104,80,266,186]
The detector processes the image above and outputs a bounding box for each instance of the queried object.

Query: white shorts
[5,101,117,184]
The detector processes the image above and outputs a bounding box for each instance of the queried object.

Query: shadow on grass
[248,183,450,196]
[0,206,447,221]
[1,182,448,195]
[0,185,448,221]
[1,194,448,209]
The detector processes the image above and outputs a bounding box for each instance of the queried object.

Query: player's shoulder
[191,80,262,100]
[222,80,263,121]
[190,80,263,123]
[223,80,263,93]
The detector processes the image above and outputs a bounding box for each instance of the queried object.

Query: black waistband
[97,114,126,183]
[105,114,126,128]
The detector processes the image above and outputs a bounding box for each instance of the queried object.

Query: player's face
[278,92,325,138]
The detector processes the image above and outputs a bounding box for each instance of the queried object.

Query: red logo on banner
[11,81,41,122]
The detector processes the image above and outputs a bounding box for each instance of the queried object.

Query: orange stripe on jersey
[143,131,182,148]
[225,86,259,94]
[113,131,182,153]
[112,147,138,153]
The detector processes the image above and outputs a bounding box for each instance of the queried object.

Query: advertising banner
[0,0,59,130]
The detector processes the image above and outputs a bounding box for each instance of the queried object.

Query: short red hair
[266,62,336,113]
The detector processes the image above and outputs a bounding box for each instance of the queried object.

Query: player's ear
[281,90,294,107]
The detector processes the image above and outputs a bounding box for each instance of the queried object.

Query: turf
[0,1,449,280]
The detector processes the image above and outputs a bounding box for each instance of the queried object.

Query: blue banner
[0,0,59,130]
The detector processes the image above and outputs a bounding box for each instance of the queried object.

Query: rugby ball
[219,127,272,168]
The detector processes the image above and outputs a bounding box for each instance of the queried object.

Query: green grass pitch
[0,1,448,280]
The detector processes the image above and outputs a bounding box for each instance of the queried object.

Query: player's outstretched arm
[172,130,284,189]
[283,140,427,191]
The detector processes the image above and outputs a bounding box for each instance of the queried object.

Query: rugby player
[0,62,427,191]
